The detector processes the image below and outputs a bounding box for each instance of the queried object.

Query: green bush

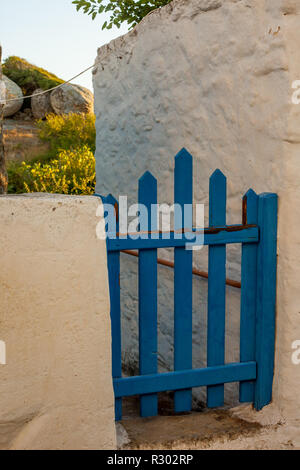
[7,112,97,195]
[8,146,95,195]
[7,161,28,194]
[3,56,64,95]
[36,113,96,159]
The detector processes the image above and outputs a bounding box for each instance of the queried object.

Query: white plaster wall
[93,0,300,419]
[0,195,116,450]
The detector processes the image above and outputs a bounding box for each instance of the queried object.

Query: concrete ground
[117,398,299,450]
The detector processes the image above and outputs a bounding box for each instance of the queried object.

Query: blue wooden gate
[99,148,278,421]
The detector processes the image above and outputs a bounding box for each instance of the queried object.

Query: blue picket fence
[99,148,278,421]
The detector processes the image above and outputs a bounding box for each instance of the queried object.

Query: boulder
[31,88,54,119]
[3,75,23,118]
[14,107,34,121]
[50,83,94,115]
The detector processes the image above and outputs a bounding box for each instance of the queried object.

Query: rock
[3,75,23,118]
[50,83,94,115]
[14,108,34,121]
[31,88,54,119]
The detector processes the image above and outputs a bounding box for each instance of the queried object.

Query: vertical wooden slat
[174,148,193,413]
[239,189,258,403]
[138,171,158,417]
[254,193,278,410]
[105,194,122,421]
[207,170,227,408]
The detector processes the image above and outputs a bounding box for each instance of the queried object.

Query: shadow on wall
[120,246,241,408]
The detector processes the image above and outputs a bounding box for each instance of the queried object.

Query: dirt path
[3,119,49,162]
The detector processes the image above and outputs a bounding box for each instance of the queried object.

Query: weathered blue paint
[174,148,193,412]
[254,193,278,410]
[207,170,227,408]
[99,149,278,420]
[240,189,258,403]
[138,172,158,417]
[107,226,259,252]
[114,362,257,398]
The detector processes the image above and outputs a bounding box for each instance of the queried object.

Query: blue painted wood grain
[138,172,158,417]
[105,194,122,421]
[207,170,227,408]
[254,193,278,410]
[240,189,258,403]
[174,148,193,412]
[114,362,256,398]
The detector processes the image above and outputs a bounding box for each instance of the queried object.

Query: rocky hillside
[2,56,94,120]
[3,57,63,94]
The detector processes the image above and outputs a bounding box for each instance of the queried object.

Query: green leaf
[73,0,173,30]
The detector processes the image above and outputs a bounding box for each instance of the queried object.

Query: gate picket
[240,189,258,403]
[174,149,193,412]
[254,193,278,410]
[138,172,158,417]
[105,194,122,421]
[207,170,227,408]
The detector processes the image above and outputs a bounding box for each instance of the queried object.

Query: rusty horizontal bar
[122,250,241,289]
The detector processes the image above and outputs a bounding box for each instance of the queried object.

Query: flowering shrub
[8,113,97,195]
[9,146,95,195]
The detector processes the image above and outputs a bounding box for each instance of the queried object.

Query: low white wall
[0,194,116,450]
[93,0,300,422]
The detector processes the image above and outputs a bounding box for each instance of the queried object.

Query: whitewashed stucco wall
[93,0,300,420]
[0,195,116,450]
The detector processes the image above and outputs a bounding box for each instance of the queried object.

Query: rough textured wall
[93,0,300,418]
[0,195,116,450]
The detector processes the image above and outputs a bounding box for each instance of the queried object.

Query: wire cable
[0,62,98,104]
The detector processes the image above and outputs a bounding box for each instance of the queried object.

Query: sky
[1,0,129,91]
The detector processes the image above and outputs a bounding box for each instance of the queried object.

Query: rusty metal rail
[122,249,241,289]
